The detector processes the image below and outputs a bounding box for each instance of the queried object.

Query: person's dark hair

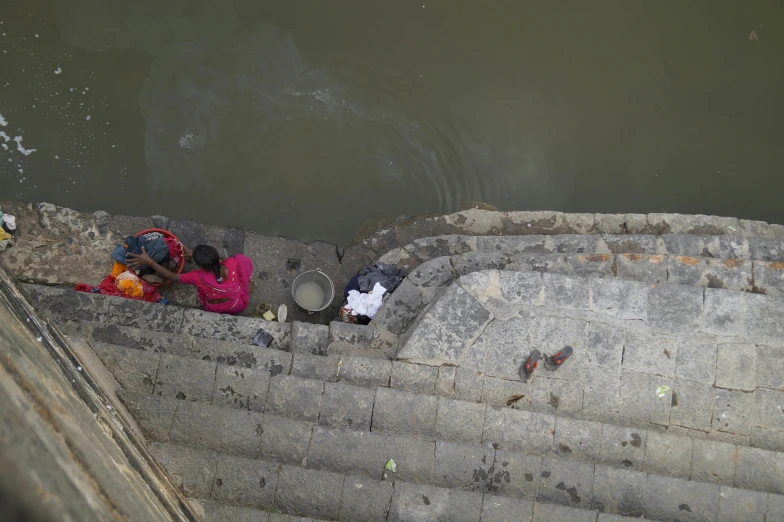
[192,245,223,282]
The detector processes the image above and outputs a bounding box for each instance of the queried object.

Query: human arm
[126,247,181,282]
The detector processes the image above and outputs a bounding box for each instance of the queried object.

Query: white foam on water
[0,113,7,126]
[0,131,9,142]
[13,136,37,155]
[86,115,90,120]
[178,133,195,148]
[1,144,6,150]
[54,67,62,74]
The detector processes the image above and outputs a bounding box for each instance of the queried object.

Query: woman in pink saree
[127,244,253,315]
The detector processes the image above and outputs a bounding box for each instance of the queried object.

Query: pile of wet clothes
[340,263,406,325]
[0,206,16,252]
[75,232,183,303]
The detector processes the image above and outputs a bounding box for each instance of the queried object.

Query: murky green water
[1,1,783,245]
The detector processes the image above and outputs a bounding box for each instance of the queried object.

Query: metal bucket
[291,269,335,313]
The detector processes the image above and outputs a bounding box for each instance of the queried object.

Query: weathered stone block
[567,254,615,277]
[155,354,216,402]
[275,466,343,519]
[169,401,263,458]
[290,353,340,382]
[752,388,784,431]
[318,382,375,431]
[751,427,784,452]
[702,288,744,336]
[537,457,594,509]
[618,370,672,425]
[434,366,456,397]
[590,278,648,320]
[712,388,754,435]
[508,253,573,275]
[670,378,714,431]
[701,235,748,259]
[768,494,784,522]
[377,435,431,485]
[745,293,784,345]
[482,407,554,454]
[189,500,268,522]
[455,367,483,402]
[667,255,707,286]
[690,438,737,486]
[118,391,176,442]
[211,455,278,508]
[338,356,391,387]
[388,481,482,522]
[644,474,719,521]
[308,427,387,479]
[397,284,492,364]
[675,343,717,385]
[451,252,508,275]
[716,343,756,391]
[498,270,543,305]
[290,322,329,355]
[475,316,532,378]
[616,254,666,283]
[704,258,754,292]
[755,345,784,390]
[434,397,486,445]
[372,387,437,438]
[542,273,590,310]
[432,440,496,492]
[408,235,476,261]
[191,337,292,374]
[622,331,677,377]
[407,256,452,287]
[735,446,784,494]
[213,364,270,413]
[477,235,549,255]
[647,284,704,335]
[532,503,597,522]
[642,430,692,479]
[492,451,541,499]
[754,261,784,297]
[661,234,703,257]
[598,425,647,471]
[91,342,160,395]
[480,375,533,409]
[258,415,312,465]
[584,322,625,369]
[717,485,767,522]
[149,442,216,499]
[553,417,602,461]
[582,366,621,416]
[339,476,394,522]
[591,465,646,517]
[529,375,584,415]
[371,279,424,335]
[480,495,534,522]
[329,322,376,344]
[747,237,783,260]
[550,234,600,254]
[390,361,437,394]
[265,375,323,422]
[603,235,657,254]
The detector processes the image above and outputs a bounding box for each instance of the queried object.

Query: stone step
[191,499,328,522]
[95,333,784,495]
[156,442,664,522]
[130,395,784,522]
[354,210,784,263]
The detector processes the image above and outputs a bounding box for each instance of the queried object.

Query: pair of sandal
[519,346,574,381]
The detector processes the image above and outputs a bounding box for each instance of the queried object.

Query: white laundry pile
[2,213,16,231]
[346,282,387,318]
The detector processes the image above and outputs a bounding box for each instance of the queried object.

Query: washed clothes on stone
[357,263,405,293]
[111,235,169,274]
[346,282,387,318]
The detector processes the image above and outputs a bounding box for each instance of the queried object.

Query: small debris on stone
[656,385,670,398]
[385,459,396,473]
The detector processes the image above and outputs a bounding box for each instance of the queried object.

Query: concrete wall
[0,266,199,522]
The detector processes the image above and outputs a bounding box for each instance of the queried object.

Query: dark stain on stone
[524,473,534,482]
[257,271,269,280]
[663,349,671,359]
[630,433,642,447]
[176,392,186,400]
[558,443,572,454]
[202,355,211,361]
[549,393,560,409]
[255,424,263,437]
[679,504,692,512]
[259,478,266,488]
[215,479,223,487]
[621,460,633,467]
[280,278,291,289]
[541,471,551,478]
[706,274,726,289]
[143,377,152,387]
[556,482,566,490]
[672,391,679,407]
[502,462,508,467]
[237,352,257,367]
[481,455,487,464]
[621,441,628,447]
[267,363,283,377]
[422,495,430,505]
[492,442,500,450]
[285,258,302,272]
[566,486,581,504]
[347,419,353,427]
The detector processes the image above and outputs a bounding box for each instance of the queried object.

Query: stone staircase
[18,213,784,522]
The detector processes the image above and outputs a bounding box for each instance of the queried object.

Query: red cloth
[75,275,161,303]
[179,254,253,315]
[164,237,183,267]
